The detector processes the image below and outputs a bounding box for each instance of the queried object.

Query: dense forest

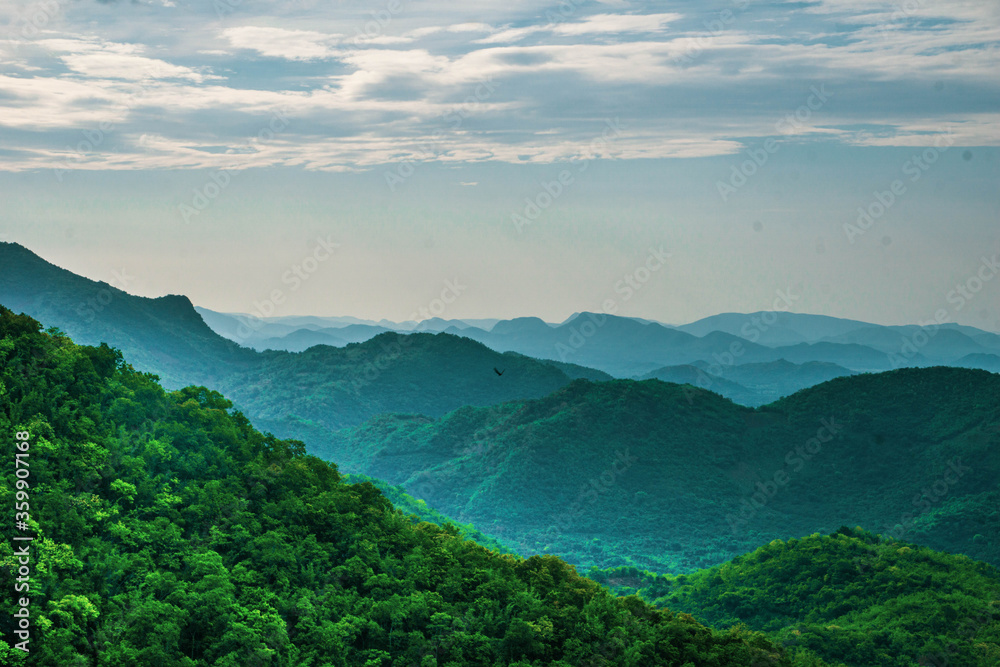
[0,306,825,665]
[591,528,1000,667]
[324,371,1000,574]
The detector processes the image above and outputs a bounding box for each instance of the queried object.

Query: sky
[1,0,998,329]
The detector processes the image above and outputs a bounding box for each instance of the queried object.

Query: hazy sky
[2,0,999,329]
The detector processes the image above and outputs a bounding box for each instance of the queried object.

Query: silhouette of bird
[494,367,505,376]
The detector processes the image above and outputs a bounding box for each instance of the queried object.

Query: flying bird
[494,367,505,376]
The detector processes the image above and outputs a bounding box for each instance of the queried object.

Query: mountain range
[3,307,818,666]
[197,305,1000,388]
[6,241,997,415]
[4,241,1000,665]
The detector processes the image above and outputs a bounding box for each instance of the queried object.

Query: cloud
[552,12,682,36]
[0,2,997,173]
[37,37,215,81]
[477,12,681,43]
[222,26,342,60]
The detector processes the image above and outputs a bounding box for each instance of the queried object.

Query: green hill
[227,331,603,435]
[591,528,1000,667]
[0,305,819,666]
[323,371,1000,574]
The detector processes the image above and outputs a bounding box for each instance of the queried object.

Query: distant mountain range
[198,305,1000,383]
[195,304,1000,408]
[4,241,999,416]
[641,359,859,406]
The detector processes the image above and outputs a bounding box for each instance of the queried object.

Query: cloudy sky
[1,0,998,329]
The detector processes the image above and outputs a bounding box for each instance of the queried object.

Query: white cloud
[222,26,341,60]
[0,1,997,174]
[552,13,681,36]
[477,12,681,43]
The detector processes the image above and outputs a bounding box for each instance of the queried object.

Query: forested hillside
[324,371,1000,574]
[592,528,1000,667]
[0,306,821,666]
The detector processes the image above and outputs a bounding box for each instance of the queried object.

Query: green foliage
[326,370,1000,574]
[0,306,819,666]
[594,528,1000,667]
[344,473,514,555]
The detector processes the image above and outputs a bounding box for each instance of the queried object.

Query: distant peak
[490,317,554,335]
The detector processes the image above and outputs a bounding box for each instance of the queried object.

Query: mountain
[639,364,759,405]
[594,528,1000,667]
[820,325,990,362]
[764,341,921,371]
[254,325,398,352]
[0,243,608,433]
[255,327,350,352]
[193,307,316,343]
[460,312,779,378]
[720,359,856,389]
[1,306,817,666]
[0,242,253,388]
[226,331,605,435]
[954,353,1000,373]
[640,360,857,407]
[505,351,615,382]
[442,312,959,378]
[323,368,1000,574]
[677,311,875,344]
[707,359,857,405]
[193,299,1000,385]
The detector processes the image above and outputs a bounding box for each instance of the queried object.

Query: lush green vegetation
[591,528,1000,667]
[0,306,824,666]
[324,371,1000,574]
[343,473,514,555]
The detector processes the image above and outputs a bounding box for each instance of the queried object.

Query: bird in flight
[494,367,505,376]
